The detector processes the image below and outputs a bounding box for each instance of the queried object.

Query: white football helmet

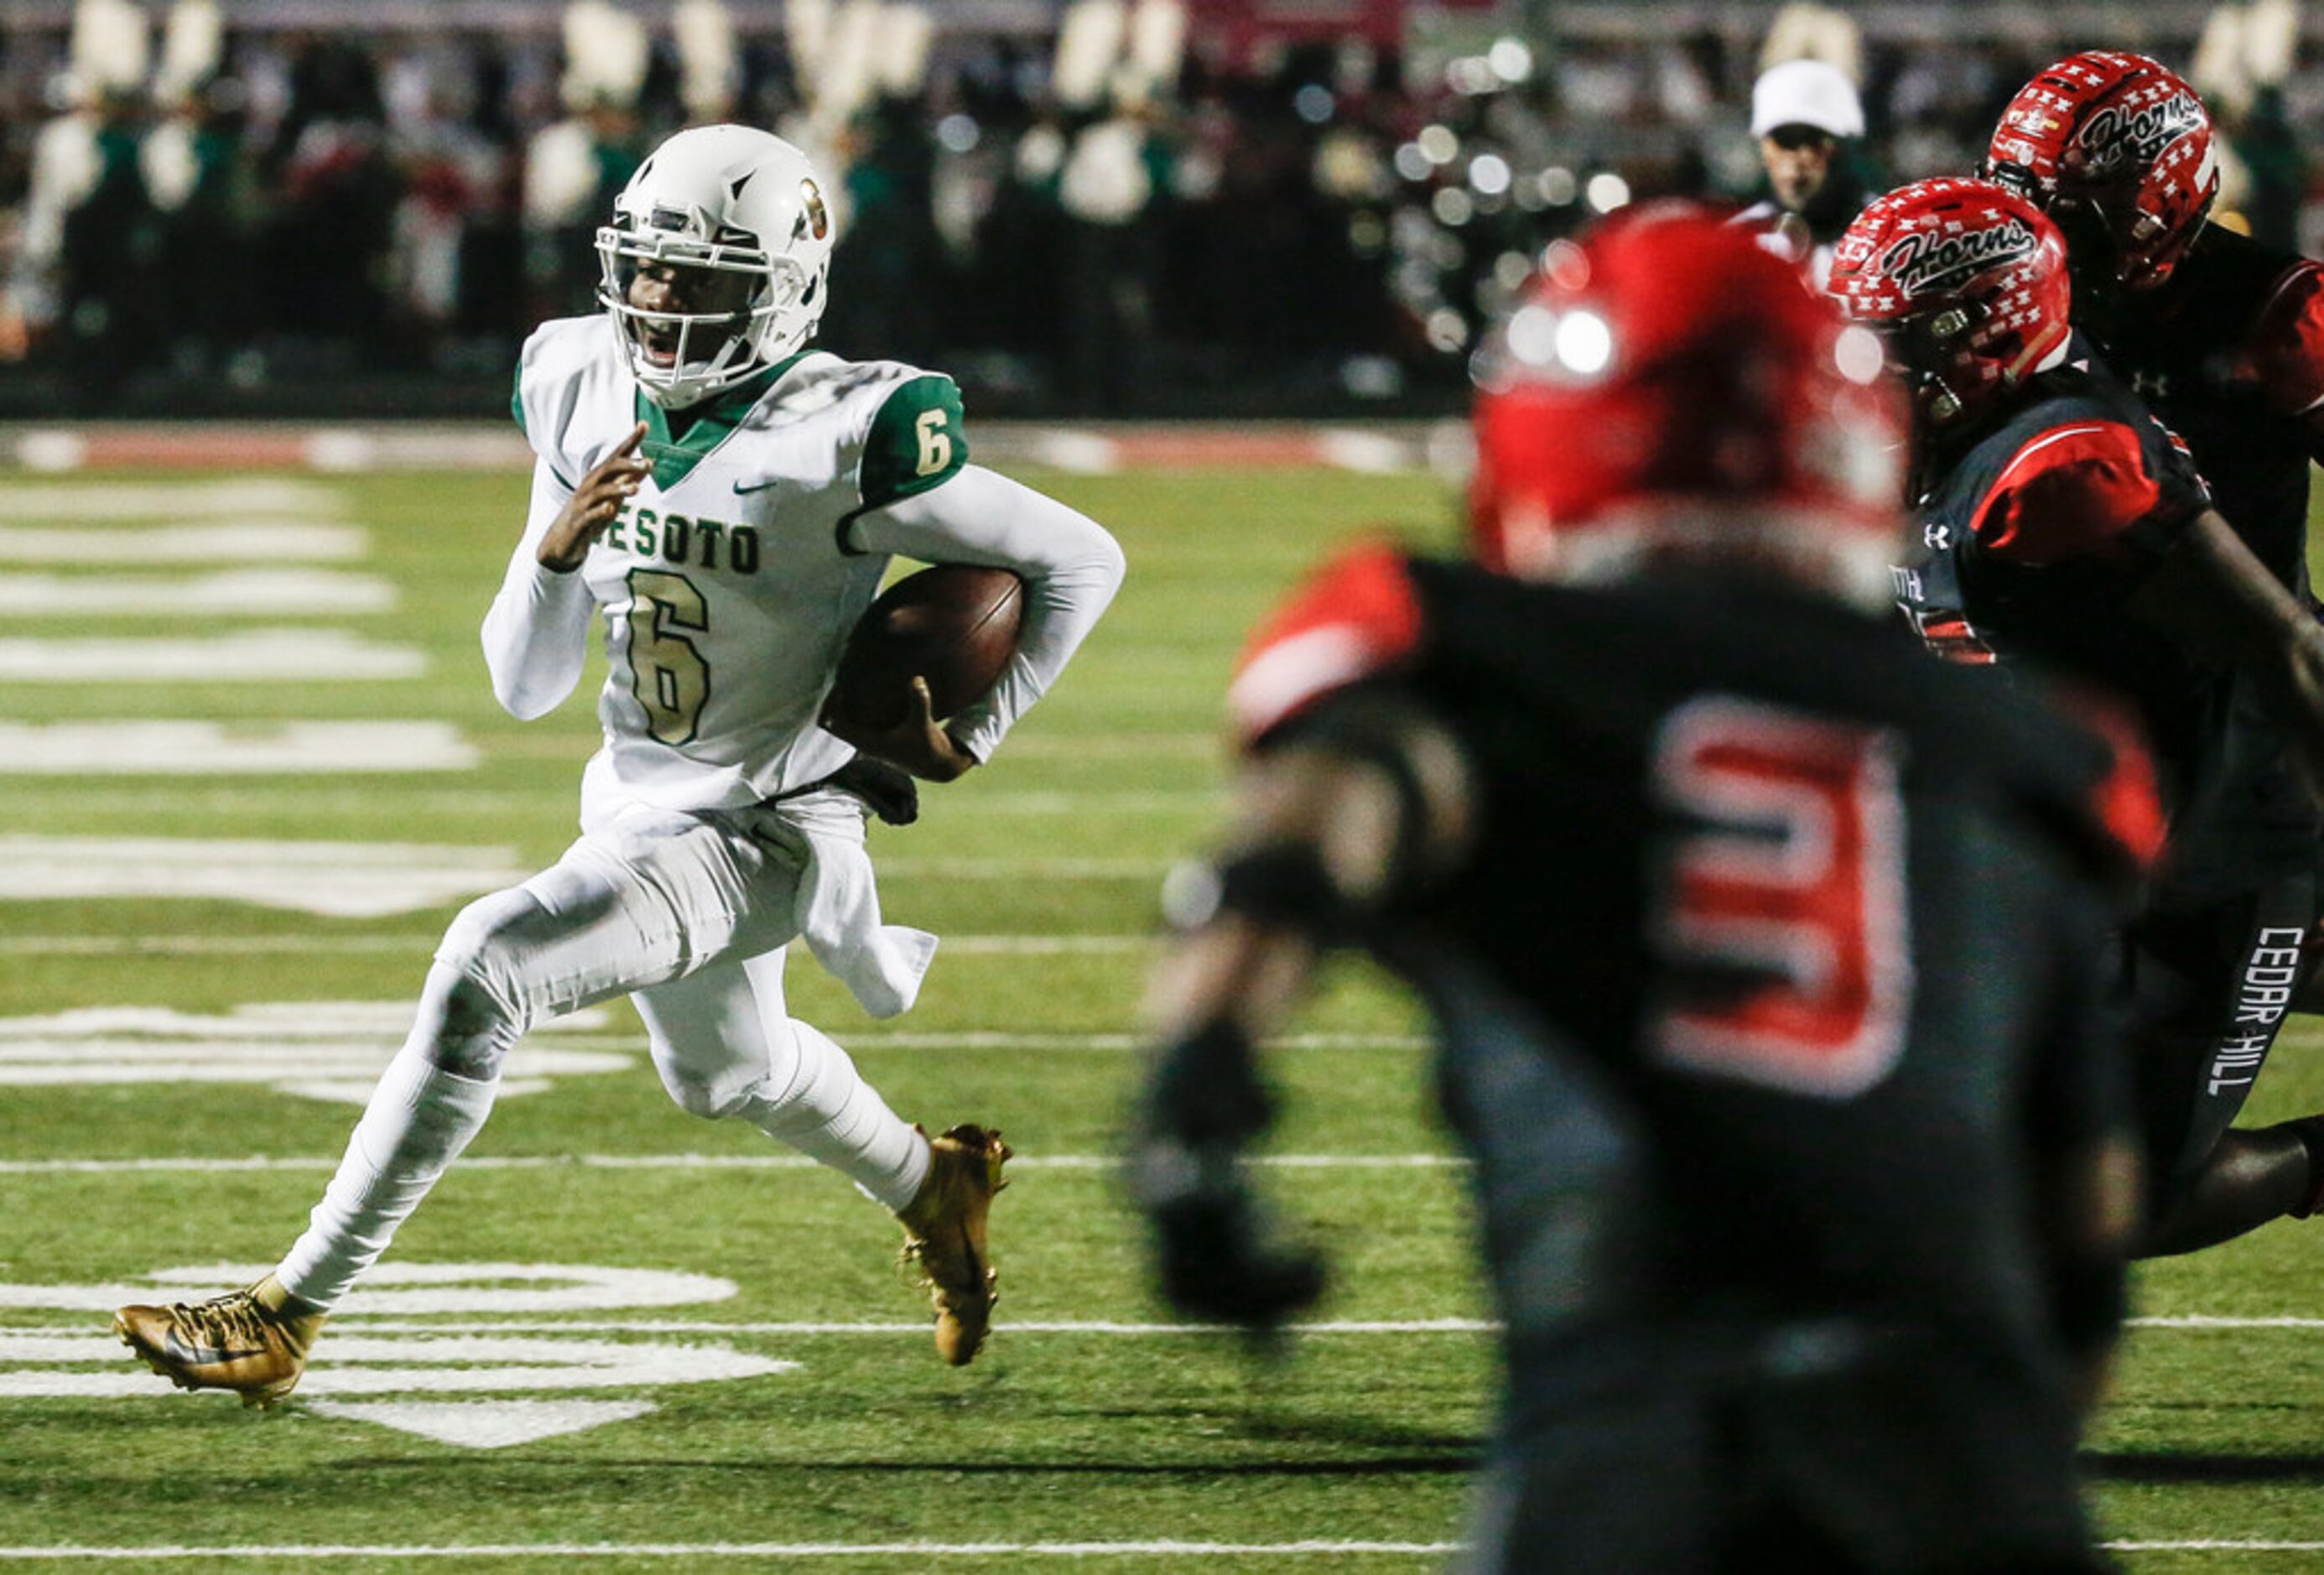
[595,124,835,408]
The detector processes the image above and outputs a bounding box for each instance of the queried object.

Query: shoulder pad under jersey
[1228,541,1425,745]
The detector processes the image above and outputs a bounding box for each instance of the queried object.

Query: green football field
[3,459,2324,1572]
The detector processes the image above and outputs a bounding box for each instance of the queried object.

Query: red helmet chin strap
[2004,316,2072,384]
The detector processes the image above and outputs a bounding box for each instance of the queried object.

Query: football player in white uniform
[115,124,1126,1401]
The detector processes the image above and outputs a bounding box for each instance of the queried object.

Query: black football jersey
[1899,349,2317,903]
[1234,546,2147,1381]
[2088,221,2324,597]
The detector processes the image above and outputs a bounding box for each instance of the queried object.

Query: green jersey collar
[636,350,812,490]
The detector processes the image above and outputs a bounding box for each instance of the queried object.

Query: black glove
[1131,1018,1327,1329]
[1133,1136,1327,1328]
[829,754,920,825]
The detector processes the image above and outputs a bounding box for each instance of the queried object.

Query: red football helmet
[1469,205,1904,602]
[1984,50,2218,295]
[1827,177,2072,425]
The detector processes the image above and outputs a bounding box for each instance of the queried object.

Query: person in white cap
[1734,57,1869,287]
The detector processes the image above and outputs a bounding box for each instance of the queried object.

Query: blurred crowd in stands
[0,0,2318,418]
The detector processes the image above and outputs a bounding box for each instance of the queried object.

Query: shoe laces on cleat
[179,1295,268,1350]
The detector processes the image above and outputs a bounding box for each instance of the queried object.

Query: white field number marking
[0,1262,736,1317]
[1,1333,788,1400]
[0,1001,627,1103]
[0,479,346,520]
[2,1263,771,1443]
[0,721,474,776]
[0,837,526,917]
[0,523,367,564]
[0,631,423,682]
[0,1539,1468,1559]
[0,569,393,616]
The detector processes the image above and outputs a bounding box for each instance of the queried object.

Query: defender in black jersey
[1134,213,2149,1573]
[1833,175,2324,1259]
[1986,52,2324,771]
[1989,49,2324,1002]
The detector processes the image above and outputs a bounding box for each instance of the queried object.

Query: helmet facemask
[1874,303,1988,425]
[597,216,817,408]
[2051,164,2211,305]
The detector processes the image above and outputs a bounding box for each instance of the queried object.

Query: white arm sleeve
[850,463,1126,761]
[481,458,598,720]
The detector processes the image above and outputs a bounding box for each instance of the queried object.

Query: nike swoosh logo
[734,479,781,495]
[161,1329,268,1365]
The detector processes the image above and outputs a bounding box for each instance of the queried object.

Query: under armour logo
[1924,522,1953,552]
[2132,370,2171,398]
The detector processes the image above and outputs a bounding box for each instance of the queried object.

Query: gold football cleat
[114,1274,326,1409]
[897,1124,1011,1365]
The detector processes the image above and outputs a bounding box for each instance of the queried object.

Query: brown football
[829,564,1025,728]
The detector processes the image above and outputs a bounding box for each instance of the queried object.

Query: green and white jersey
[501,314,976,817]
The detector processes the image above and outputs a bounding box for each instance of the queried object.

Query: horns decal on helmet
[1880,218,2041,299]
[2076,92,2206,174]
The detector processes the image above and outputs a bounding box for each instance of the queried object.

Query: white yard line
[876,857,1169,878]
[0,568,393,616]
[0,936,436,954]
[0,1541,2304,1562]
[0,523,367,563]
[0,849,1155,892]
[840,1031,1423,1049]
[0,1152,1461,1175]
[0,1538,2306,1562]
[0,479,346,519]
[0,836,523,917]
[987,734,1215,758]
[940,936,1155,954]
[0,721,475,775]
[2110,1552,2324,1561]
[0,630,423,682]
[944,791,1222,814]
[0,934,1156,956]
[1015,429,1124,474]
[0,1318,1490,1338]
[0,1542,1464,1562]
[12,786,1210,812]
[0,1309,2301,1336]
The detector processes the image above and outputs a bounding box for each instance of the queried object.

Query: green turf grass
[3,460,2321,1571]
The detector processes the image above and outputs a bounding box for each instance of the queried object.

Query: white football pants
[275,791,932,1310]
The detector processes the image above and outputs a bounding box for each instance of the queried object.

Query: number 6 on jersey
[625,569,710,745]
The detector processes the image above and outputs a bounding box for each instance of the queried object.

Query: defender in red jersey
[1834,175,2324,1258]
[1986,51,2219,297]
[1989,51,2324,1018]
[1135,210,2146,1572]
[1986,50,2323,611]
